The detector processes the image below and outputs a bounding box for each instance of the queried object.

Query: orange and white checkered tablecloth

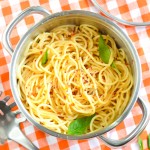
[0,0,150,150]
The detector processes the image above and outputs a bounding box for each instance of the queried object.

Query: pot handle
[99,97,150,147]
[2,6,51,56]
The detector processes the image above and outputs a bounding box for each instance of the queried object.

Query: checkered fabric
[95,0,150,23]
[0,0,150,150]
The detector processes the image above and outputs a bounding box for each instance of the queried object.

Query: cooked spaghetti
[17,24,133,134]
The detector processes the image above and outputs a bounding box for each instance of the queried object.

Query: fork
[0,91,39,150]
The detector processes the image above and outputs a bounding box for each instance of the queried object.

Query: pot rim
[10,10,141,140]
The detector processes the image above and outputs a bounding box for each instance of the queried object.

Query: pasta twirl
[17,24,133,134]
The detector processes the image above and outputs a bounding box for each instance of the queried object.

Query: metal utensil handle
[99,97,150,147]
[8,126,38,150]
[2,6,51,56]
[91,0,150,26]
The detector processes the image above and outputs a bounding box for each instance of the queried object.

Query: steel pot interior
[10,10,141,140]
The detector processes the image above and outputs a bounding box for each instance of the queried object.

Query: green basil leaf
[42,49,48,65]
[98,34,111,64]
[138,137,143,150]
[148,134,150,149]
[98,35,120,72]
[111,62,120,73]
[111,62,116,68]
[67,114,95,135]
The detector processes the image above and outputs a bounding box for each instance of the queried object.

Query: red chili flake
[32,92,37,96]
[102,76,105,81]
[125,61,129,66]
[113,92,116,96]
[40,51,43,54]
[89,67,92,71]
[49,91,53,94]
[70,103,75,106]
[37,86,41,89]
[71,32,75,36]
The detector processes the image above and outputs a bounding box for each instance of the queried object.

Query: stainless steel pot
[2,6,150,148]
